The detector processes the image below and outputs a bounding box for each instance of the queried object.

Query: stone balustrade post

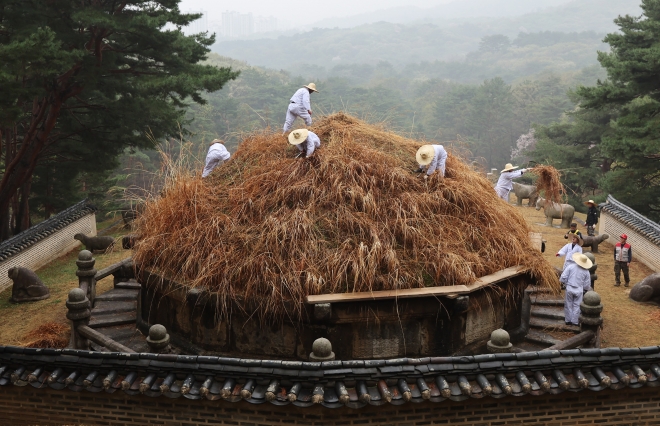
[146,324,171,354]
[580,291,603,348]
[76,250,97,307]
[584,253,598,291]
[487,329,513,353]
[66,288,91,350]
[309,338,335,361]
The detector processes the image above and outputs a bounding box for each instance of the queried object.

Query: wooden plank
[78,325,136,353]
[305,285,471,304]
[94,257,132,281]
[305,266,528,305]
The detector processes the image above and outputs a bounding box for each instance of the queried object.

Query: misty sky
[178,0,455,23]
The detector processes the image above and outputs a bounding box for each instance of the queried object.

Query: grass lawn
[0,221,132,346]
[0,206,658,349]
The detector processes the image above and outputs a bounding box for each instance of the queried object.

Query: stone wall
[0,213,96,292]
[0,383,658,425]
[600,212,660,272]
[138,269,529,359]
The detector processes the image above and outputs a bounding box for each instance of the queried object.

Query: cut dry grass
[531,165,564,204]
[20,322,69,349]
[133,113,559,322]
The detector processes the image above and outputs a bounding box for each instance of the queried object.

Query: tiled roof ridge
[1,345,658,408]
[0,199,96,262]
[601,195,660,244]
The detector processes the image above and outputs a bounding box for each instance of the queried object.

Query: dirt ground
[516,198,660,348]
[0,230,131,347]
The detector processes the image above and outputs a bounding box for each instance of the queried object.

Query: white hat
[501,163,519,173]
[572,253,593,270]
[304,83,319,93]
[416,145,435,166]
[210,138,224,145]
[288,129,309,145]
[584,200,599,206]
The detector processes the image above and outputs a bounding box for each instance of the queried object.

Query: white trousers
[564,287,583,325]
[283,103,312,132]
[495,187,510,201]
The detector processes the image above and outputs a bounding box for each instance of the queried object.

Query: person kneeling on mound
[560,253,593,326]
[288,128,320,158]
[415,145,447,180]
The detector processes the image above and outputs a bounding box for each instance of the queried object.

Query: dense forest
[2,0,659,236]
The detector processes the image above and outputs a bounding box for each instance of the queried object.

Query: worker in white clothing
[283,83,318,134]
[288,128,321,158]
[415,145,448,179]
[202,139,231,178]
[560,253,592,325]
[556,233,583,271]
[494,163,530,201]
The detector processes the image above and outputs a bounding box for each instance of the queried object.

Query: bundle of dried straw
[133,113,558,321]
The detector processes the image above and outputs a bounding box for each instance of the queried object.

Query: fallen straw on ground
[20,322,69,349]
[133,113,559,322]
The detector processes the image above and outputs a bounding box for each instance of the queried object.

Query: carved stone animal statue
[512,182,539,206]
[629,273,660,305]
[74,233,115,253]
[8,267,50,303]
[581,234,609,254]
[535,198,575,229]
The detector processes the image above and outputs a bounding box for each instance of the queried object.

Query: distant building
[221,10,254,38]
[184,10,208,35]
[255,16,278,33]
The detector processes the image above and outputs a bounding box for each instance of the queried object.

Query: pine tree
[576,0,660,218]
[0,0,239,239]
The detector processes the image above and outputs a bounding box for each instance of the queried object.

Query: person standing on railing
[614,234,632,287]
[283,83,319,134]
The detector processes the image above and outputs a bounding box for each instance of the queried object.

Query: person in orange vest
[614,234,632,287]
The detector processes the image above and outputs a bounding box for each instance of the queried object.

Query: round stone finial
[309,337,335,361]
[312,338,332,357]
[584,252,596,263]
[490,329,510,347]
[149,324,168,341]
[68,288,86,302]
[78,250,93,261]
[583,291,601,306]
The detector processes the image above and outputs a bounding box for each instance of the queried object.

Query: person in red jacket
[614,234,632,287]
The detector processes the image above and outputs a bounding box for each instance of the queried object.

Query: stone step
[531,299,564,307]
[529,317,580,333]
[95,288,139,302]
[115,281,141,290]
[89,311,136,328]
[525,330,562,347]
[92,300,136,316]
[531,306,564,321]
[94,324,143,342]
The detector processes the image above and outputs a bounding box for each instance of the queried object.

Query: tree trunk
[13,178,32,235]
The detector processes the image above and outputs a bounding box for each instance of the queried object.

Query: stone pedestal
[66,288,91,350]
[580,291,603,348]
[309,338,335,361]
[487,329,513,353]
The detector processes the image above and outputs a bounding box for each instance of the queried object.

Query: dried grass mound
[21,322,69,349]
[133,113,559,321]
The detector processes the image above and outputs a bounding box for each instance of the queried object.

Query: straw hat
[501,163,519,173]
[572,253,593,270]
[288,129,309,145]
[569,233,584,246]
[584,199,598,206]
[304,83,319,93]
[416,145,436,166]
[210,138,224,145]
